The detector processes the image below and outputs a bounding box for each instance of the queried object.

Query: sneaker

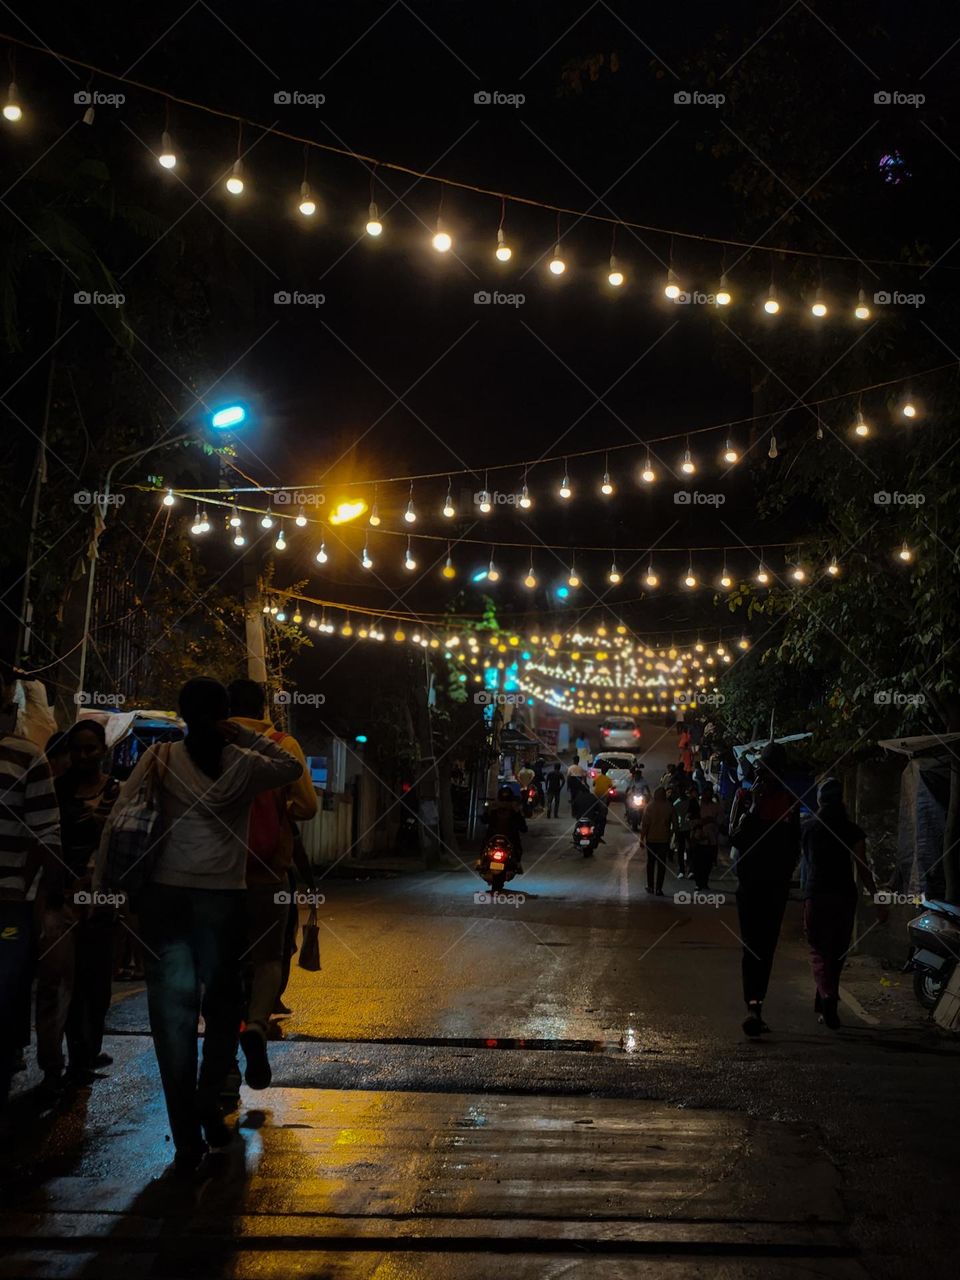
[239,1026,272,1090]
[742,1002,766,1038]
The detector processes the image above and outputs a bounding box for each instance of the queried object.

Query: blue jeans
[139,885,246,1153]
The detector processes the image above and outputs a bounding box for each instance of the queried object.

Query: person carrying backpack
[227,680,318,1053]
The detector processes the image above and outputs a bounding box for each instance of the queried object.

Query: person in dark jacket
[732,742,800,1038]
[801,778,886,1028]
[482,786,527,867]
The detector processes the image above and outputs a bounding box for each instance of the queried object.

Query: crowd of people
[0,667,318,1176]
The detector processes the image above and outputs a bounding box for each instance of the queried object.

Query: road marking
[839,983,880,1026]
[619,838,638,905]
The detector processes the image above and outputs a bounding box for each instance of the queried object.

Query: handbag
[103,742,171,908]
[297,903,321,971]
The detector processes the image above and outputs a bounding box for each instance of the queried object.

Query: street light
[75,402,250,698]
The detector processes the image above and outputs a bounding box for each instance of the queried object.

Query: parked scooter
[477,834,520,892]
[573,818,599,857]
[906,898,960,1009]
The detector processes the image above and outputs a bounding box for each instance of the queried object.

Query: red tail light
[528,787,536,798]
[601,728,609,736]
[577,825,592,835]
[609,788,617,797]
[491,849,507,862]
[632,729,641,739]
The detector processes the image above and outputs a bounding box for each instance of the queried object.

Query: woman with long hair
[98,677,303,1174]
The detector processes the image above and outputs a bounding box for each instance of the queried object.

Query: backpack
[246,731,290,877]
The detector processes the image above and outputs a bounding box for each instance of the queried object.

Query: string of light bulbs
[1,30,956,276]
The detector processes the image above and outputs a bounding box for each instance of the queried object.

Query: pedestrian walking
[97,677,303,1174]
[592,764,613,841]
[640,786,676,895]
[731,742,800,1038]
[227,678,318,1051]
[544,762,564,817]
[689,784,721,891]
[672,785,696,877]
[0,664,62,1107]
[566,755,586,814]
[801,778,886,1028]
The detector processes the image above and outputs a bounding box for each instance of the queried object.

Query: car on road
[599,716,642,750]
[588,752,639,801]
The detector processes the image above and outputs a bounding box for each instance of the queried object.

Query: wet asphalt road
[3,724,959,1278]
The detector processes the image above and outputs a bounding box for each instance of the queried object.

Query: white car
[588,752,640,802]
[599,716,642,751]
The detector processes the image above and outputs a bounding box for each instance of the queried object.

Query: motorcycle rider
[624,766,651,830]
[482,786,527,872]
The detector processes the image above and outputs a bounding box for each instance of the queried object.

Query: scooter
[573,818,599,856]
[476,834,520,893]
[906,898,960,1010]
[522,784,541,818]
[626,791,646,832]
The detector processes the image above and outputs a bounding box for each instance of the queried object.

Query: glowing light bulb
[404,499,417,523]
[366,201,382,236]
[641,461,655,483]
[811,288,827,318]
[854,411,869,437]
[162,488,175,507]
[275,531,286,551]
[608,255,624,287]
[276,610,287,623]
[233,531,246,547]
[342,623,353,636]
[601,472,614,496]
[198,510,210,533]
[719,571,732,589]
[608,562,622,585]
[855,288,871,320]
[316,542,328,564]
[495,228,511,261]
[716,274,731,306]
[559,474,572,499]
[827,560,840,577]
[190,511,205,535]
[432,218,452,252]
[369,504,380,527]
[664,269,681,299]
[523,570,537,589]
[158,131,176,169]
[404,548,417,571]
[898,541,913,562]
[441,556,456,580]
[478,491,492,514]
[225,160,244,195]
[683,569,698,589]
[644,565,659,588]
[361,545,373,569]
[3,82,22,122]
[298,181,316,217]
[519,484,532,510]
[549,245,566,275]
[487,559,500,582]
[442,487,455,518]
[567,569,580,588]
[229,507,241,528]
[681,449,695,475]
[393,628,405,641]
[723,440,739,464]
[902,400,917,419]
[260,512,274,529]
[792,565,806,582]
[756,565,769,585]
[295,512,307,527]
[764,285,780,314]
[307,616,319,629]
[738,636,750,649]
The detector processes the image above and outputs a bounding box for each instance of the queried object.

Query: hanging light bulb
[225,159,244,196]
[723,439,739,464]
[342,621,353,637]
[523,557,537,589]
[487,552,500,582]
[233,529,246,547]
[519,481,532,510]
[3,82,22,123]
[441,550,457,579]
[559,464,572,499]
[854,409,870,437]
[567,563,581,588]
[307,615,319,629]
[764,283,780,314]
[432,216,452,252]
[607,255,624,287]
[403,538,417,571]
[827,559,840,577]
[404,485,417,523]
[738,635,750,649]
[902,397,918,419]
[361,543,373,569]
[316,541,328,564]
[82,101,95,126]
[292,607,303,624]
[229,506,242,528]
[549,243,566,275]
[495,228,511,261]
[260,511,274,529]
[274,529,286,551]
[269,604,279,615]
[641,455,656,483]
[295,510,308,527]
[683,560,698,589]
[478,474,492,513]
[816,416,824,441]
[664,268,681,299]
[681,445,695,475]
[276,609,287,623]
[719,561,733,589]
[756,562,770,585]
[644,561,659,588]
[608,560,622,585]
[442,482,456,518]
[368,497,381,527]
[158,130,176,169]
[792,564,806,582]
[715,274,732,306]
[162,488,176,507]
[366,201,383,235]
[298,181,316,217]
[810,287,827,318]
[897,541,913,563]
[768,435,779,459]
[600,456,614,495]
[198,509,210,533]
[855,288,871,320]
[190,507,206,536]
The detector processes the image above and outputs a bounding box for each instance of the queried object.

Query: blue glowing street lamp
[210,403,247,430]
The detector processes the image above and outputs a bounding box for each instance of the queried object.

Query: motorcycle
[573,818,599,857]
[906,898,960,1010]
[476,834,520,893]
[522,784,541,819]
[626,791,646,832]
